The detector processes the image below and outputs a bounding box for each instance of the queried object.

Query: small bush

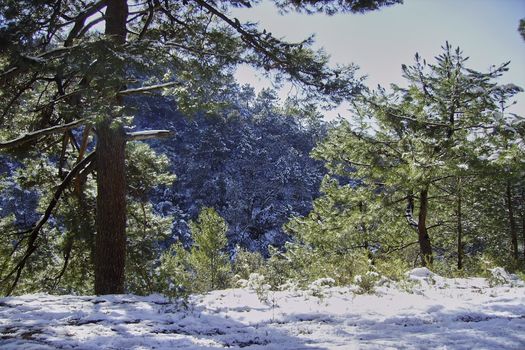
[232,247,266,281]
[354,271,380,294]
[157,242,192,300]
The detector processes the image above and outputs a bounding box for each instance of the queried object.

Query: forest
[0,0,524,302]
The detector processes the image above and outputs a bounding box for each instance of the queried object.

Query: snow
[1,269,524,349]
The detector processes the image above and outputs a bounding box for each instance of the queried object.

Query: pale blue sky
[233,0,525,119]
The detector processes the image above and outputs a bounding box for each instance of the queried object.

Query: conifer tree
[290,44,523,269]
[189,207,231,292]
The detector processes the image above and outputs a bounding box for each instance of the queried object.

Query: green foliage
[232,247,266,281]
[353,271,381,294]
[125,202,173,295]
[287,43,523,274]
[2,0,381,295]
[159,208,232,297]
[262,243,372,288]
[157,242,193,300]
[273,0,402,15]
[189,208,232,292]
[0,142,175,295]
[286,43,524,275]
[126,143,176,201]
[374,257,410,282]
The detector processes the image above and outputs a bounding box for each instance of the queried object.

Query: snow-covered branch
[126,130,174,141]
[117,82,181,96]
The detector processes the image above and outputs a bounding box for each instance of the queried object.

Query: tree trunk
[358,201,373,261]
[522,188,525,260]
[94,121,127,294]
[94,0,128,295]
[456,178,463,270]
[105,0,128,42]
[506,181,518,260]
[418,188,433,266]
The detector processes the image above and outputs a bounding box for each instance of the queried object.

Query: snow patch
[1,271,525,349]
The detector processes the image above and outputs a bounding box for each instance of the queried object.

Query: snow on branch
[126,130,174,141]
[0,46,80,82]
[117,82,181,96]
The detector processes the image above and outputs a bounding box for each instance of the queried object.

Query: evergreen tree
[138,86,326,253]
[189,207,231,292]
[289,44,523,270]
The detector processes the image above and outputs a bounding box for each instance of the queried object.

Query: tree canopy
[0,0,401,295]
[288,44,524,272]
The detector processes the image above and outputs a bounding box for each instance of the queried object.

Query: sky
[232,0,525,120]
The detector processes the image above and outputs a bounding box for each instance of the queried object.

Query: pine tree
[290,44,523,270]
[189,207,231,292]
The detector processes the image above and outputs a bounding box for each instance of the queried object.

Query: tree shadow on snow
[0,294,327,350]
[353,308,525,349]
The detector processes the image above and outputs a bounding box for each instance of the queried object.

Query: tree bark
[94,0,128,295]
[105,0,128,43]
[522,187,525,260]
[94,121,127,294]
[418,187,433,266]
[456,178,463,270]
[506,181,518,260]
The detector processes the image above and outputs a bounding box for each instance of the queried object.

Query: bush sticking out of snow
[488,267,525,287]
[354,271,381,294]
[247,273,272,304]
[307,278,335,299]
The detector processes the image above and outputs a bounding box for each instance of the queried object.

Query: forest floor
[1,268,524,349]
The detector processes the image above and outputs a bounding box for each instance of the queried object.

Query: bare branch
[64,0,108,46]
[138,0,155,40]
[126,129,173,141]
[117,81,181,96]
[381,241,419,255]
[0,119,85,150]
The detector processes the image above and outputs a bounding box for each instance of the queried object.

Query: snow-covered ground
[1,268,524,349]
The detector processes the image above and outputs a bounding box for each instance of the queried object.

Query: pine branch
[2,152,96,296]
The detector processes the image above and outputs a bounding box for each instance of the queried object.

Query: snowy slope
[1,268,524,349]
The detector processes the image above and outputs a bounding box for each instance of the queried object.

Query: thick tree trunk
[94,0,128,295]
[105,0,128,42]
[418,188,433,266]
[506,181,518,260]
[522,188,525,260]
[456,178,463,270]
[94,121,127,294]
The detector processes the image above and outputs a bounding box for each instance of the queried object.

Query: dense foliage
[285,44,525,280]
[1,0,523,299]
[1,0,402,295]
[133,87,325,254]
